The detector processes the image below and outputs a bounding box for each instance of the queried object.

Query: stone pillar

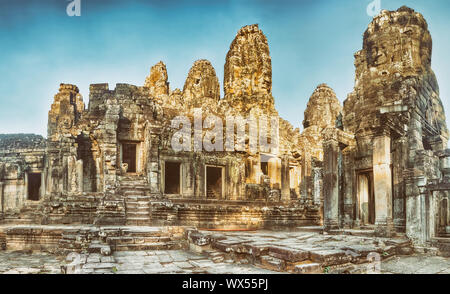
[323,138,340,231]
[373,133,394,237]
[0,182,3,214]
[76,159,83,193]
[281,155,291,202]
[405,175,428,244]
[392,137,407,232]
[300,150,312,200]
[312,167,322,205]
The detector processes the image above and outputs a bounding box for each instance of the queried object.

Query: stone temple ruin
[0,6,449,273]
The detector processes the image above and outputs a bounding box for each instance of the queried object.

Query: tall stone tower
[224,24,274,113]
[342,6,449,240]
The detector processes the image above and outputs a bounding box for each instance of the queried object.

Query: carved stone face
[60,116,73,130]
[370,43,388,67]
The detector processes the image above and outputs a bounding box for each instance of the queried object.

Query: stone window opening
[206,166,223,199]
[27,173,41,201]
[164,162,181,195]
[422,137,432,151]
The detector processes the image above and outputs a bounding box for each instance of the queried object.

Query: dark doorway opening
[260,154,272,176]
[206,166,222,198]
[358,171,375,225]
[122,143,137,173]
[76,135,97,192]
[261,162,268,176]
[28,173,41,201]
[165,162,181,194]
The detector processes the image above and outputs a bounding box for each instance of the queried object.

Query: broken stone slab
[268,246,309,262]
[341,245,382,257]
[309,249,353,266]
[242,243,270,257]
[396,246,415,256]
[212,239,251,253]
[86,253,101,263]
[295,263,321,274]
[82,262,116,270]
[385,238,411,247]
[188,231,212,246]
[260,255,285,272]
[87,243,111,256]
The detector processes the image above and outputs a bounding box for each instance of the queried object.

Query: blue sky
[0,0,449,136]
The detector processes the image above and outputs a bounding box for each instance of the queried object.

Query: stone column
[76,159,83,193]
[405,175,428,244]
[373,133,394,237]
[281,155,291,202]
[323,138,340,231]
[0,182,3,214]
[312,167,322,205]
[300,149,311,200]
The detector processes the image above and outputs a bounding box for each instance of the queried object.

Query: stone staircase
[125,196,151,225]
[118,175,151,197]
[117,175,152,226]
[105,227,186,252]
[58,226,187,254]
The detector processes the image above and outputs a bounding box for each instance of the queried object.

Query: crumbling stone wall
[0,134,45,215]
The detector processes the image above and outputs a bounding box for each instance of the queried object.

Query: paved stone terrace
[0,225,449,274]
[0,250,448,274]
[0,251,63,274]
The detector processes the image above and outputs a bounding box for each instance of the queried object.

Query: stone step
[123,191,147,197]
[126,207,150,212]
[126,212,150,218]
[88,243,112,255]
[113,242,181,251]
[120,184,149,189]
[119,229,166,237]
[125,195,151,201]
[118,179,148,183]
[125,219,152,226]
[125,200,150,205]
[125,201,150,206]
[259,255,286,271]
[107,236,172,245]
[295,263,321,274]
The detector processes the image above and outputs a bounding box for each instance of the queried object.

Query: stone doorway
[438,196,449,237]
[27,173,41,201]
[358,171,375,225]
[206,166,223,199]
[164,162,181,195]
[122,143,137,173]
